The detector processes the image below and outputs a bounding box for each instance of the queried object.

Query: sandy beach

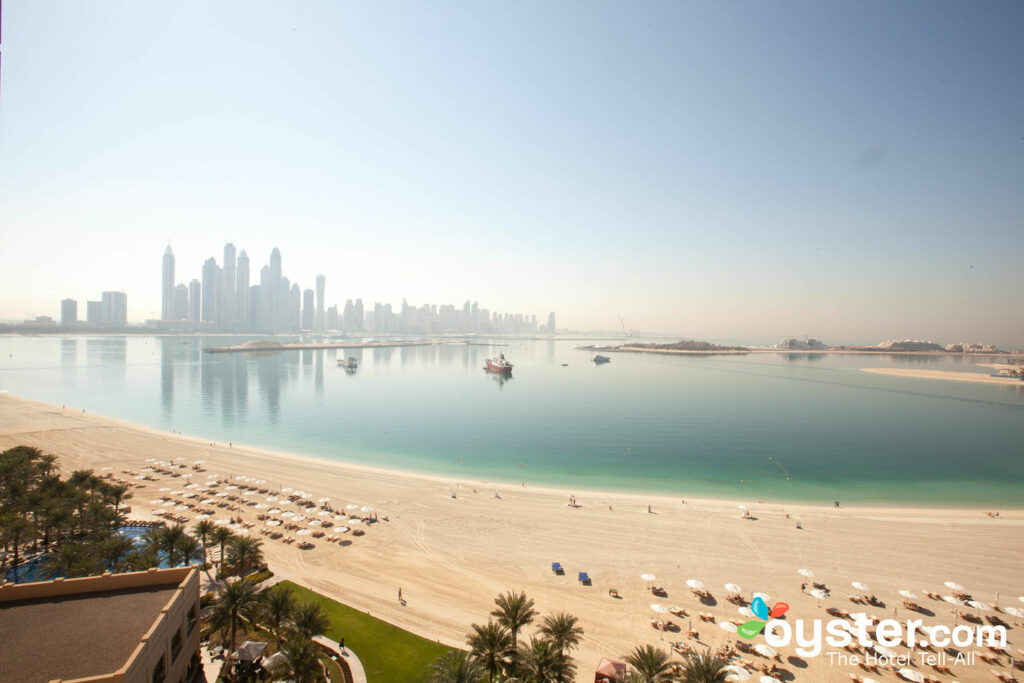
[863,368,1024,386]
[1,393,1021,682]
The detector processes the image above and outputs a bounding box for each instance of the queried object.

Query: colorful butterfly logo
[738,596,789,639]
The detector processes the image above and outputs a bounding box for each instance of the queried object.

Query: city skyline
[0,3,1021,347]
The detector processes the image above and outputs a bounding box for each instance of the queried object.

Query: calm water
[1,336,1022,506]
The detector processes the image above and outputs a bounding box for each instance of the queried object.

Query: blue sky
[1,1,1021,345]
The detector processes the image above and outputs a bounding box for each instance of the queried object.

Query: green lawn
[280,581,456,683]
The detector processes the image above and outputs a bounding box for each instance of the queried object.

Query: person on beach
[398,587,403,602]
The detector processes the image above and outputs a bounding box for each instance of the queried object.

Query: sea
[1,335,1022,506]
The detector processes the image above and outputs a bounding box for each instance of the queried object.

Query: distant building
[327,304,338,330]
[235,250,250,327]
[188,279,201,322]
[201,258,219,323]
[302,289,314,329]
[101,291,128,326]
[172,283,189,321]
[0,567,201,683]
[315,274,326,331]
[353,299,364,332]
[161,244,175,321]
[879,339,944,352]
[61,298,77,325]
[774,338,828,350]
[545,312,556,334]
[221,242,236,327]
[86,300,102,324]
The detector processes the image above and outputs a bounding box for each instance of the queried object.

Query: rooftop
[0,583,178,682]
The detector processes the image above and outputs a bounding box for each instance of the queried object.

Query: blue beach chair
[551,562,564,574]
[578,571,590,584]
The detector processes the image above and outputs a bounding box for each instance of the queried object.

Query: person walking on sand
[398,587,403,603]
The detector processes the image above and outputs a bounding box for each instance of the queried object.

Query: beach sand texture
[863,367,1024,386]
[1,394,1021,682]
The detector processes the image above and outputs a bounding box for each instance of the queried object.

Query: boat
[484,353,513,374]
[337,357,358,370]
[592,355,611,364]
[561,362,569,367]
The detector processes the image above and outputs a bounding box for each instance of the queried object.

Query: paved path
[313,635,368,683]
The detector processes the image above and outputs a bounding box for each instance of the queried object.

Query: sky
[0,1,1022,346]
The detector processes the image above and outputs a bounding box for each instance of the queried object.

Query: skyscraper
[188,280,201,322]
[86,301,102,324]
[101,291,128,326]
[258,265,273,330]
[61,299,77,325]
[289,284,301,331]
[201,258,219,323]
[235,250,250,328]
[269,248,282,332]
[315,274,326,331]
[221,243,236,327]
[172,284,189,321]
[354,299,364,332]
[302,289,314,330]
[161,245,175,321]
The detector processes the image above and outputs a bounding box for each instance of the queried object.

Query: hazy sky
[1,1,1021,345]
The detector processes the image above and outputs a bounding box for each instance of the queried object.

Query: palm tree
[192,519,215,568]
[292,600,331,639]
[518,636,573,683]
[490,590,538,673]
[538,612,583,663]
[174,534,203,567]
[677,650,730,683]
[124,545,162,571]
[106,482,133,514]
[268,635,324,683]
[427,650,485,683]
[210,526,235,578]
[2,516,30,581]
[260,584,297,648]
[467,620,512,682]
[209,577,261,655]
[158,523,186,567]
[623,644,676,683]
[226,535,264,577]
[101,535,136,571]
[42,542,87,579]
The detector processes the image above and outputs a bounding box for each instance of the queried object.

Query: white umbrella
[216,492,228,497]
[1004,607,1024,618]
[360,505,373,512]
[754,643,777,658]
[225,485,238,490]
[292,515,306,522]
[738,606,754,617]
[798,568,814,578]
[852,581,870,591]
[641,573,657,582]
[296,528,312,535]
[201,498,215,504]
[318,497,331,503]
[687,579,705,590]
[737,505,747,510]
[333,514,347,521]
[151,498,165,504]
[265,520,281,527]
[650,604,668,614]
[718,621,737,632]
[725,583,742,594]
[897,668,923,683]
[159,487,171,491]
[301,492,313,499]
[723,664,751,681]
[268,508,281,514]
[1018,596,1024,604]
[874,645,895,658]
[183,492,195,498]
[162,501,176,507]
[944,581,964,591]
[254,503,268,509]
[281,511,294,518]
[333,526,349,533]
[968,600,989,611]
[265,496,278,502]
[282,487,294,493]
[809,589,828,600]
[752,592,770,602]
[943,595,965,606]
[899,590,918,599]
[349,517,362,524]
[759,676,781,683]
[196,514,211,520]
[318,510,330,516]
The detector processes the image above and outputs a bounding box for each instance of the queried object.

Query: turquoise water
[1,336,1022,506]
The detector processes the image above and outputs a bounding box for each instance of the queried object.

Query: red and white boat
[484,353,513,374]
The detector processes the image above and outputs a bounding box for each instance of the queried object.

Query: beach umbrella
[159,487,171,491]
[899,590,918,599]
[1004,607,1024,618]
[151,498,165,504]
[719,621,737,632]
[968,600,989,611]
[162,500,176,507]
[874,645,895,658]
[687,579,705,590]
[1018,596,1024,604]
[349,517,362,524]
[244,490,256,496]
[737,505,747,510]
[852,581,870,591]
[759,676,781,683]
[215,518,231,526]
[282,487,294,493]
[183,492,195,498]
[268,508,281,514]
[897,668,923,683]
[809,589,828,600]
[345,504,359,510]
[333,526,349,533]
[944,581,965,591]
[196,514,210,520]
[723,665,751,681]
[725,583,742,594]
[752,592,770,602]
[296,529,311,536]
[281,511,294,518]
[216,492,228,497]
[225,485,238,490]
[292,515,305,522]
[651,604,668,614]
[333,514,347,521]
[360,505,373,512]
[754,643,777,658]
[943,595,965,606]
[201,499,215,504]
[798,568,814,578]
[301,492,313,499]
[184,483,198,489]
[318,497,331,503]
[265,496,277,502]
[176,505,189,511]
[738,606,754,618]
[318,510,330,516]
[641,573,656,583]
[254,503,268,509]
[265,520,281,527]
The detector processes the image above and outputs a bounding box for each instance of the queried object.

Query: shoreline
[1,393,1016,512]
[862,367,1024,386]
[2,393,1021,682]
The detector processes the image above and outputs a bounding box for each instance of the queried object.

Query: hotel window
[186,604,197,634]
[152,655,166,683]
[171,628,182,660]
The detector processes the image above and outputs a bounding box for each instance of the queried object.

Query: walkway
[313,635,368,683]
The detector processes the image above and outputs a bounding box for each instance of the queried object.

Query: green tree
[268,635,324,683]
[427,650,484,683]
[518,636,573,683]
[490,591,538,674]
[192,519,215,567]
[293,600,331,640]
[678,650,730,683]
[260,584,297,648]
[225,535,264,577]
[623,644,676,683]
[210,526,235,578]
[467,620,512,683]
[538,611,583,678]
[175,534,203,567]
[209,577,261,655]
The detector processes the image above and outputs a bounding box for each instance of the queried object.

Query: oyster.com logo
[738,595,789,639]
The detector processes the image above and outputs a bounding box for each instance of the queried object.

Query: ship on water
[592,354,611,364]
[484,353,513,374]
[337,357,358,370]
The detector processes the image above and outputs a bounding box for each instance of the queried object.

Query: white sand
[1,394,1020,682]
[863,368,1024,386]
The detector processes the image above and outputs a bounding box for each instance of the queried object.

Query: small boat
[337,357,358,370]
[592,355,611,364]
[561,362,569,367]
[484,353,513,374]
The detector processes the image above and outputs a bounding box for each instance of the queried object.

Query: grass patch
[280,581,455,683]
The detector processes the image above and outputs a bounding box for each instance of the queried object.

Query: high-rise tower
[235,250,250,328]
[201,257,219,323]
[161,244,175,321]
[221,243,236,327]
[315,274,326,331]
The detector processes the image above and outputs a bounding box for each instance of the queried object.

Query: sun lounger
[608,588,620,598]
[578,571,590,584]
[552,562,563,574]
